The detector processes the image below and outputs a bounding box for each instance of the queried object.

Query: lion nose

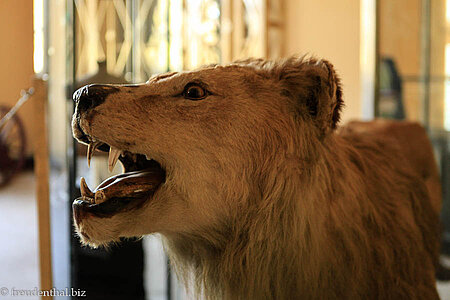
[73,84,119,114]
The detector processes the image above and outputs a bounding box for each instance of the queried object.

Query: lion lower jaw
[79,168,164,205]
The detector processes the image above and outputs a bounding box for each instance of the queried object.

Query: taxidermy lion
[71,56,441,299]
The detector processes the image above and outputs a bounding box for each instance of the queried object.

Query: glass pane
[377,0,450,265]
[184,0,221,69]
[377,0,423,122]
[46,1,281,298]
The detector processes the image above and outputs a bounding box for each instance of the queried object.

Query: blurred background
[0,0,449,299]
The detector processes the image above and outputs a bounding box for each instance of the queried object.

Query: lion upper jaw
[86,141,124,172]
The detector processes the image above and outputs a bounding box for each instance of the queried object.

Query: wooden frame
[33,75,53,299]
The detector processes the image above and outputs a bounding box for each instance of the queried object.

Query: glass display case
[376,0,450,255]
[40,0,284,298]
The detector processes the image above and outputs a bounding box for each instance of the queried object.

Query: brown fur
[72,56,441,299]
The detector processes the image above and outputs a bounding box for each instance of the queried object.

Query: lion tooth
[80,177,94,199]
[87,142,100,167]
[108,147,121,172]
[145,154,152,160]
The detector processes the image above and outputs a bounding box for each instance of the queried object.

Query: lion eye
[183,84,207,100]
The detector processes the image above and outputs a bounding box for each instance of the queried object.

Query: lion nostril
[74,86,92,113]
[73,84,120,113]
[73,85,87,103]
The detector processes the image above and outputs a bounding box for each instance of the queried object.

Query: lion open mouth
[73,140,166,218]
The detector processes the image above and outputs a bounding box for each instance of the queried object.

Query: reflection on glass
[33,0,44,74]
[445,43,450,130]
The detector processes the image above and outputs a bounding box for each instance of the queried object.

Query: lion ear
[277,57,344,134]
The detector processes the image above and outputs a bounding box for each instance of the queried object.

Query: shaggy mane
[160,58,440,299]
[163,124,439,299]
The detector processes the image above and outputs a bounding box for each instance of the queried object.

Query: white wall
[284,0,362,122]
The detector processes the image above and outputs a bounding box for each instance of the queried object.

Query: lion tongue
[91,168,165,204]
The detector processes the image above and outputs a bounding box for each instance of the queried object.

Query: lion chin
[71,56,442,299]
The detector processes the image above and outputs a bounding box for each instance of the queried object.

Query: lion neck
[163,154,334,298]
[163,201,307,299]
[162,127,350,299]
